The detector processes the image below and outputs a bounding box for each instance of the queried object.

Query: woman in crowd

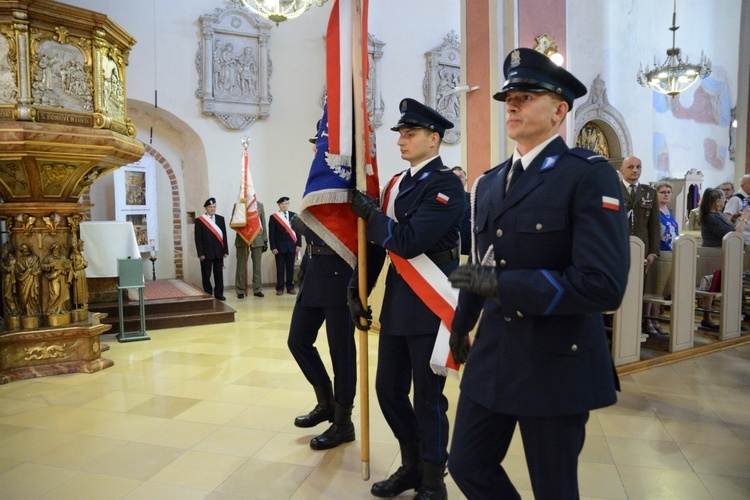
[644,182,680,336]
[697,187,750,329]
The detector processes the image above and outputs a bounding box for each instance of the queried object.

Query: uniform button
[535,223,543,230]
[516,310,523,318]
[499,259,507,268]
[504,316,511,322]
[496,229,503,237]
[571,344,578,352]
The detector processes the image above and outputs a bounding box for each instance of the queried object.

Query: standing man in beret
[350,98,465,499]
[195,197,229,301]
[446,48,629,499]
[268,196,300,295]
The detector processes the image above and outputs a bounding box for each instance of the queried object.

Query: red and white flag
[299,0,379,268]
[233,144,262,245]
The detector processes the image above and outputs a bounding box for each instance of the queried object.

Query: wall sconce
[452,85,480,94]
[534,33,564,66]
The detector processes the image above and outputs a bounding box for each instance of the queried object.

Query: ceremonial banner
[299,0,379,268]
[233,140,262,245]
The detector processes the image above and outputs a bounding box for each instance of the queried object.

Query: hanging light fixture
[637,0,711,96]
[239,0,328,26]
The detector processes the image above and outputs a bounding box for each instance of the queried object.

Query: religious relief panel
[0,162,30,198]
[196,7,272,130]
[367,34,385,130]
[29,33,93,112]
[423,31,461,145]
[0,31,18,104]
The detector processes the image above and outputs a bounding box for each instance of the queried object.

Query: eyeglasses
[721,188,733,192]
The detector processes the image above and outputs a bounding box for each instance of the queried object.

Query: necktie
[506,159,524,193]
[629,184,636,201]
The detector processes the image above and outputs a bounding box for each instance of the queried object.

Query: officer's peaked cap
[390,98,453,138]
[493,48,586,109]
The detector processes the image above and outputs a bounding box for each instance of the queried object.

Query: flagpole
[352,0,370,481]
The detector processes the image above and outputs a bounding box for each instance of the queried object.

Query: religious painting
[126,214,148,246]
[124,170,146,206]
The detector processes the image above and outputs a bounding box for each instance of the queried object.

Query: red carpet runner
[127,279,208,301]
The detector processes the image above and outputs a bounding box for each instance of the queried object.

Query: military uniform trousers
[287,301,356,406]
[235,244,263,295]
[376,332,449,465]
[449,396,588,500]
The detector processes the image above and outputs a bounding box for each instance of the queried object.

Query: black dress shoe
[216,296,226,301]
[254,292,264,297]
[237,294,245,299]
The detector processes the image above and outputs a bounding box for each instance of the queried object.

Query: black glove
[347,287,372,331]
[448,264,499,300]
[262,244,268,252]
[351,190,381,223]
[449,331,470,364]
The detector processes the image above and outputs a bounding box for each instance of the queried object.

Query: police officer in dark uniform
[287,217,356,450]
[351,98,465,500]
[446,48,629,499]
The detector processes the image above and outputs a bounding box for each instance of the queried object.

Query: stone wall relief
[367,34,385,130]
[0,30,18,104]
[423,30,461,144]
[29,29,93,112]
[574,74,633,167]
[196,7,272,130]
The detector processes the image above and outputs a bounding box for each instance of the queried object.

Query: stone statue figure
[15,243,41,317]
[70,239,88,310]
[41,242,72,315]
[237,46,257,97]
[1,242,20,316]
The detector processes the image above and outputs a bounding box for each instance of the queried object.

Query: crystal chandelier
[239,0,328,26]
[637,0,711,96]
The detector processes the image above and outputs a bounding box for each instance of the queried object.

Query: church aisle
[0,291,748,499]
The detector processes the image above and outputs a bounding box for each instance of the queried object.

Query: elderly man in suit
[446,48,629,499]
[195,197,229,300]
[268,196,300,295]
[351,98,465,499]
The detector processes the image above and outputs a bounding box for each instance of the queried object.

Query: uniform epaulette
[436,166,453,174]
[567,147,608,164]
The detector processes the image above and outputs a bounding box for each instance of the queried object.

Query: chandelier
[239,0,328,26]
[637,0,711,96]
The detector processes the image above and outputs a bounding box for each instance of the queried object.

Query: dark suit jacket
[366,156,465,336]
[452,138,628,416]
[268,210,298,254]
[622,182,660,256]
[195,214,228,260]
[298,227,353,308]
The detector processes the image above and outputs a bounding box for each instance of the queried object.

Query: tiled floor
[1,292,749,499]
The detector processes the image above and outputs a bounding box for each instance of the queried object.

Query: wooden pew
[612,236,644,365]
[641,235,697,352]
[694,232,744,340]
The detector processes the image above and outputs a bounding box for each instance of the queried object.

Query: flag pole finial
[241,136,250,149]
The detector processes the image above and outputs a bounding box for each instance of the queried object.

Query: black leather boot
[414,461,447,500]
[371,442,423,498]
[294,383,334,428]
[310,403,355,450]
